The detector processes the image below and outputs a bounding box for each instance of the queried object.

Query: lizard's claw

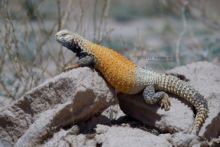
[63,64,79,72]
[63,66,71,72]
[159,94,171,111]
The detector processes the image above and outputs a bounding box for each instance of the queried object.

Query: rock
[0,67,116,146]
[43,106,126,147]
[102,104,126,120]
[44,125,97,147]
[0,61,219,147]
[166,131,219,147]
[0,138,11,147]
[118,62,220,138]
[168,132,201,147]
[168,61,220,139]
[95,125,172,147]
[44,124,171,147]
[118,93,194,133]
[207,136,220,147]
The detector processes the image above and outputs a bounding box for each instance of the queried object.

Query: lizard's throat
[68,43,82,54]
[59,39,83,54]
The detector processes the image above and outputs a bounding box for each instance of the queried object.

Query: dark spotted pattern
[156,75,208,134]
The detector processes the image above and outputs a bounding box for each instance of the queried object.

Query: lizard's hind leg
[143,85,171,111]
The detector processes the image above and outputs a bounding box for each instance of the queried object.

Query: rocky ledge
[0,61,219,147]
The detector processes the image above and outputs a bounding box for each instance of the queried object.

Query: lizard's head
[56,30,86,54]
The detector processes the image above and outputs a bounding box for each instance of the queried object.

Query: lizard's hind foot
[143,86,171,111]
[158,93,170,111]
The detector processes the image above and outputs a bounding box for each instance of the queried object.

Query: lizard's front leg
[64,55,95,72]
[143,85,171,111]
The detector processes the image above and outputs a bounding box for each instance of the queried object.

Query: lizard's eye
[56,32,68,40]
[61,33,68,36]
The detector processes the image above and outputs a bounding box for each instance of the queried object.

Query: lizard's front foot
[158,93,170,111]
[63,64,79,72]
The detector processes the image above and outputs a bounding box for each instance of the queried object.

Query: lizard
[55,29,208,135]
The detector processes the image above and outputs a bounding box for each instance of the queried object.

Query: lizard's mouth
[56,35,82,54]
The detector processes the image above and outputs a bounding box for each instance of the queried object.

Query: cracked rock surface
[0,68,116,147]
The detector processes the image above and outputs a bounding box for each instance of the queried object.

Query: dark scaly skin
[55,30,208,134]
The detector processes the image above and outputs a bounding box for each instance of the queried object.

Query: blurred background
[0,0,220,99]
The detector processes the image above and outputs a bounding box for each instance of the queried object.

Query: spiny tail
[156,75,208,134]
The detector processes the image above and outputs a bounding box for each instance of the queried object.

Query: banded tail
[156,74,208,134]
